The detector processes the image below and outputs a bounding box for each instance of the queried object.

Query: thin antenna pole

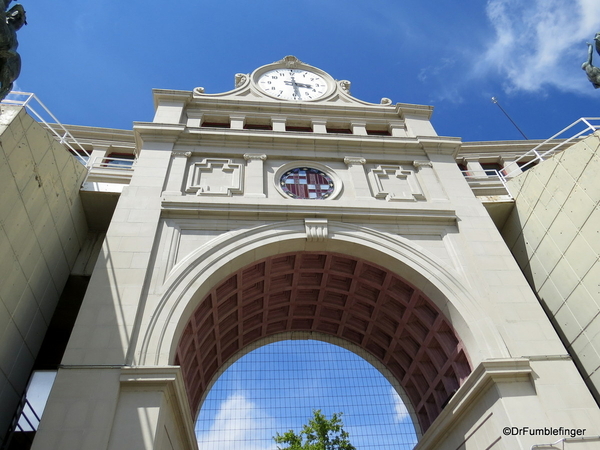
[491,97,529,140]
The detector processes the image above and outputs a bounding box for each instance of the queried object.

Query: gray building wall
[502,132,600,402]
[0,106,88,442]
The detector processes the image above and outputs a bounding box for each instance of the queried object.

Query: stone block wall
[0,106,88,441]
[502,132,600,402]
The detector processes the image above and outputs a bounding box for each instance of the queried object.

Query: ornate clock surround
[251,55,336,102]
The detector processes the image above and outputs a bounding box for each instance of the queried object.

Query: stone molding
[119,366,197,449]
[416,358,534,449]
[243,153,267,161]
[344,157,366,165]
[305,218,328,241]
[413,160,433,170]
[369,164,426,201]
[161,198,457,225]
[137,218,497,370]
[185,158,243,196]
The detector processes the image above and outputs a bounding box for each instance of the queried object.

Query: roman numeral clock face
[258,69,328,101]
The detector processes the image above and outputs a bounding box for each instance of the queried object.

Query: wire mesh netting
[195,339,418,450]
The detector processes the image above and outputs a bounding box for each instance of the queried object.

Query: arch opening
[195,338,420,450]
[175,252,472,433]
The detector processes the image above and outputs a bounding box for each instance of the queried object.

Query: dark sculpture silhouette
[582,32,600,89]
[0,0,26,101]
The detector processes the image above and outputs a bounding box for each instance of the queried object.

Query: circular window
[280,167,335,199]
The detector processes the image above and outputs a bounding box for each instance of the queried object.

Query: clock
[258,69,329,101]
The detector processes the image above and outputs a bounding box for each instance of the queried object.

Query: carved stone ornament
[235,73,248,88]
[343,157,366,166]
[172,151,192,158]
[280,55,302,68]
[305,218,328,242]
[243,153,267,161]
[369,164,426,201]
[413,160,433,170]
[380,97,392,105]
[193,87,205,94]
[186,158,243,196]
[339,80,351,92]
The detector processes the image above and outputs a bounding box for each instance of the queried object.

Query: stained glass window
[280,167,335,199]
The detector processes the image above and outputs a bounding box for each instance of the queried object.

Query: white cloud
[196,393,277,450]
[479,0,600,94]
[390,387,411,423]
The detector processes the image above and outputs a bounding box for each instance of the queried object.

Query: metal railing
[0,396,40,450]
[1,91,91,166]
[461,169,513,198]
[81,155,137,189]
[91,155,136,170]
[503,117,600,178]
[462,117,600,199]
[530,435,600,449]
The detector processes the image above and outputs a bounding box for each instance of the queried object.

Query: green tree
[273,410,356,450]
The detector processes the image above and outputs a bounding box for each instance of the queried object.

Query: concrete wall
[502,132,600,402]
[0,105,88,440]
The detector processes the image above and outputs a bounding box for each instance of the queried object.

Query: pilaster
[62,138,176,367]
[413,160,448,202]
[344,156,371,198]
[243,153,267,198]
[312,119,327,134]
[351,121,367,136]
[163,151,192,196]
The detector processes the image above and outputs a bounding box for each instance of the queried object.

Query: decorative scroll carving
[369,164,425,201]
[235,73,248,88]
[343,157,366,166]
[243,153,267,161]
[193,87,205,94]
[339,80,351,91]
[413,160,433,170]
[186,158,243,196]
[281,55,302,68]
[380,98,392,105]
[305,218,328,242]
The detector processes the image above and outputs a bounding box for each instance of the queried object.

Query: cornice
[133,122,186,147]
[160,197,457,226]
[185,96,403,118]
[175,128,431,157]
[415,358,534,449]
[119,366,197,449]
[395,102,435,119]
[152,89,194,110]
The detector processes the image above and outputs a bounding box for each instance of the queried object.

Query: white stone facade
[1,57,599,449]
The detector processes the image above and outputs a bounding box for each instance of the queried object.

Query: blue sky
[13,0,600,142]
[9,1,600,446]
[195,340,418,450]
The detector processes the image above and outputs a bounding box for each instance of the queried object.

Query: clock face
[258,69,328,101]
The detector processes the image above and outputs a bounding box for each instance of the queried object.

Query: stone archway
[175,251,471,433]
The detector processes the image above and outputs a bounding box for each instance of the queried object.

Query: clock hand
[284,81,313,89]
[289,75,303,99]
